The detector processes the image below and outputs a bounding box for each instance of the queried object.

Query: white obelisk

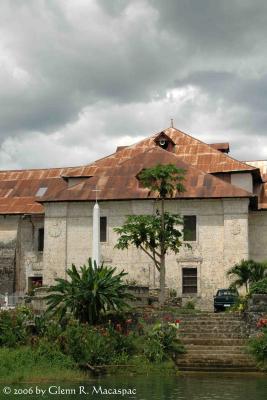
[92,189,100,266]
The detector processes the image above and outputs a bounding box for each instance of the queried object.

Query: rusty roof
[62,128,257,178]
[0,127,263,214]
[0,168,72,214]
[41,147,255,203]
[209,143,230,153]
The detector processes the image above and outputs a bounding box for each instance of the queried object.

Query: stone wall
[0,239,16,295]
[249,211,267,261]
[0,216,19,295]
[15,215,44,293]
[43,198,250,310]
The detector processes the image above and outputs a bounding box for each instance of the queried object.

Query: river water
[2,374,267,400]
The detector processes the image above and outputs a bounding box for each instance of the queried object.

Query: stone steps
[185,345,246,351]
[184,349,248,356]
[180,332,245,338]
[175,312,257,372]
[178,354,254,362]
[181,338,246,345]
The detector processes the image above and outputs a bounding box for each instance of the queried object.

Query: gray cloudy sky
[1,0,267,169]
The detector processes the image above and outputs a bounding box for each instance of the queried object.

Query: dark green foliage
[45,258,133,324]
[227,259,267,293]
[58,321,134,366]
[184,300,196,310]
[138,164,186,198]
[248,327,267,364]
[0,344,75,383]
[143,323,185,362]
[250,278,267,295]
[114,212,183,268]
[115,163,187,305]
[0,307,32,347]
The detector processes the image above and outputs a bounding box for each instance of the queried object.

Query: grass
[0,346,87,384]
[91,355,177,376]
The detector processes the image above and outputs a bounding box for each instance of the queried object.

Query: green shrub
[57,320,134,366]
[248,327,267,363]
[229,295,248,312]
[250,278,267,295]
[0,307,32,347]
[184,300,195,310]
[143,323,185,362]
[46,258,133,324]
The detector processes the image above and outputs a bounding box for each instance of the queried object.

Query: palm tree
[249,261,267,283]
[45,259,133,324]
[227,259,267,293]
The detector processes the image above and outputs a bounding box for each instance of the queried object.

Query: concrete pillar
[92,202,100,266]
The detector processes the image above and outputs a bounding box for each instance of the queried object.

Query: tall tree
[114,164,186,305]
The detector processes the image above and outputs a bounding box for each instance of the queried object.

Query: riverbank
[0,346,178,384]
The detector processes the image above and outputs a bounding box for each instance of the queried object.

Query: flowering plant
[169,319,181,330]
[256,318,267,329]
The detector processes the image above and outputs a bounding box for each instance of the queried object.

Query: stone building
[0,127,267,309]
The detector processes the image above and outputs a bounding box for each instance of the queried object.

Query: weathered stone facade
[0,216,18,295]
[0,215,44,295]
[42,197,250,309]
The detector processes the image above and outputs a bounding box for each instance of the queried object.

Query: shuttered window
[182,268,197,294]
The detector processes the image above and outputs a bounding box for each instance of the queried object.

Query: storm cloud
[0,0,267,169]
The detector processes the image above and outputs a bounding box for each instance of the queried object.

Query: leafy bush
[58,320,134,366]
[229,295,248,312]
[169,289,177,298]
[0,307,32,347]
[184,300,195,310]
[248,327,267,363]
[143,323,184,362]
[46,258,133,324]
[250,278,267,295]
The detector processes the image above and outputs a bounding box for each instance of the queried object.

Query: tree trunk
[159,198,165,306]
[159,254,166,306]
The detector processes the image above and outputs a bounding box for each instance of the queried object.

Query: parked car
[214,288,238,312]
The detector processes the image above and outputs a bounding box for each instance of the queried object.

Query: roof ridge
[167,127,256,171]
[0,165,81,174]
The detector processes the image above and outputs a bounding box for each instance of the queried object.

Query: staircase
[176,313,258,372]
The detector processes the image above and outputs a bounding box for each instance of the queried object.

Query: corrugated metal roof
[209,143,230,153]
[41,147,255,203]
[63,128,256,178]
[0,127,263,213]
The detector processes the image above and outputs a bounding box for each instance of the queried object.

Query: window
[36,187,47,197]
[183,215,197,241]
[28,277,43,291]
[38,228,44,251]
[182,268,197,294]
[100,217,107,242]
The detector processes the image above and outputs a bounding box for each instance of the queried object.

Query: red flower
[175,319,181,324]
[257,318,267,328]
[115,323,122,332]
[163,315,172,322]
